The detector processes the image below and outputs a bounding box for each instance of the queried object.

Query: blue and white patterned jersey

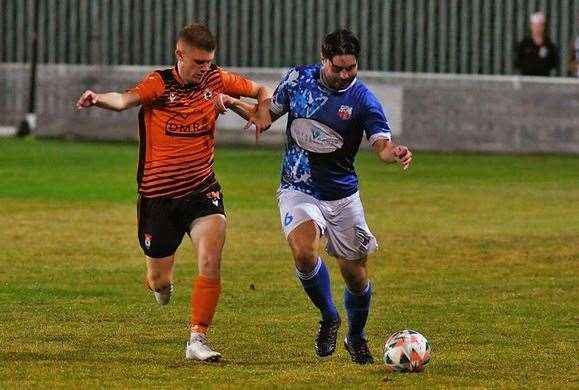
[271,64,392,201]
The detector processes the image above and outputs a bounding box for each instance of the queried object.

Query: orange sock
[190,275,221,334]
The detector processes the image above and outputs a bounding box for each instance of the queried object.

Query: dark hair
[177,23,216,52]
[321,29,360,60]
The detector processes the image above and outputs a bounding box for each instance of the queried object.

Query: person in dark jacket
[567,35,579,77]
[515,12,559,76]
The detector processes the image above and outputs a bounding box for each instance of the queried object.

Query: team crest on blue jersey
[338,105,353,120]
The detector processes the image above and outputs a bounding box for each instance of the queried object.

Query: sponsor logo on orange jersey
[165,112,211,137]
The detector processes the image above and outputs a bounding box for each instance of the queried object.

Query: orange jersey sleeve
[128,72,165,105]
[219,69,253,98]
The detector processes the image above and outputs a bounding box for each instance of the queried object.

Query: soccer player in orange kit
[76,23,272,361]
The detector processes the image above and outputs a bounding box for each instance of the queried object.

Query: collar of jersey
[318,71,357,94]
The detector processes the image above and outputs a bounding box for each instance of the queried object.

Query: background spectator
[515,11,560,76]
[567,35,579,77]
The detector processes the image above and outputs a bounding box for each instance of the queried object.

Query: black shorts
[137,185,225,258]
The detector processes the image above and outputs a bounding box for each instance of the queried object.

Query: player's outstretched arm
[76,90,140,112]
[372,138,413,170]
[244,82,273,136]
[214,94,257,121]
[215,93,271,143]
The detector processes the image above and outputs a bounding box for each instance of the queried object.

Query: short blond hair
[177,23,216,52]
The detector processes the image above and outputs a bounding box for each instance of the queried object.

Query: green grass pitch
[0,138,578,388]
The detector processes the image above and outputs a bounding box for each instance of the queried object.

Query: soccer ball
[384,329,431,373]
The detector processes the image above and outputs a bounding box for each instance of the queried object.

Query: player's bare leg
[287,220,320,273]
[288,220,341,358]
[336,257,368,292]
[336,257,374,364]
[185,214,226,362]
[190,214,225,279]
[145,256,175,305]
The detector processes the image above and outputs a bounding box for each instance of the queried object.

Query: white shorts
[277,189,378,260]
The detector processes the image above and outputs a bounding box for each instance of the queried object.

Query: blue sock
[296,258,339,322]
[344,281,372,342]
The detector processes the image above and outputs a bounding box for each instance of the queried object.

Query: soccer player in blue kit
[219,29,412,364]
[271,29,412,364]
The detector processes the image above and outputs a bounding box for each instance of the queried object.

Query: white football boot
[185,333,222,362]
[153,283,174,306]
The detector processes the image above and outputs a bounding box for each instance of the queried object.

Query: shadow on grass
[1,351,314,369]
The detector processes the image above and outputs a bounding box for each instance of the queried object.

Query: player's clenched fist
[394,145,412,170]
[76,90,99,109]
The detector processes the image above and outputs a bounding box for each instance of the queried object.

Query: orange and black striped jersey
[129,64,253,199]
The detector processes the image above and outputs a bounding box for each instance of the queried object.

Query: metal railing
[1,0,578,75]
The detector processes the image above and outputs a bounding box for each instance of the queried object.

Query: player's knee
[293,248,317,273]
[345,276,369,293]
[198,254,221,277]
[147,272,170,292]
[340,260,368,292]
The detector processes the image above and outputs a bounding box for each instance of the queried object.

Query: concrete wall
[1,64,578,153]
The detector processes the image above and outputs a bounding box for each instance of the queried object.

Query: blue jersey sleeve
[271,68,299,117]
[361,91,392,145]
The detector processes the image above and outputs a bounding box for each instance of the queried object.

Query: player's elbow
[258,85,274,99]
[117,93,139,112]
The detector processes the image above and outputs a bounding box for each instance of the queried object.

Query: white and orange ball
[384,330,431,373]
